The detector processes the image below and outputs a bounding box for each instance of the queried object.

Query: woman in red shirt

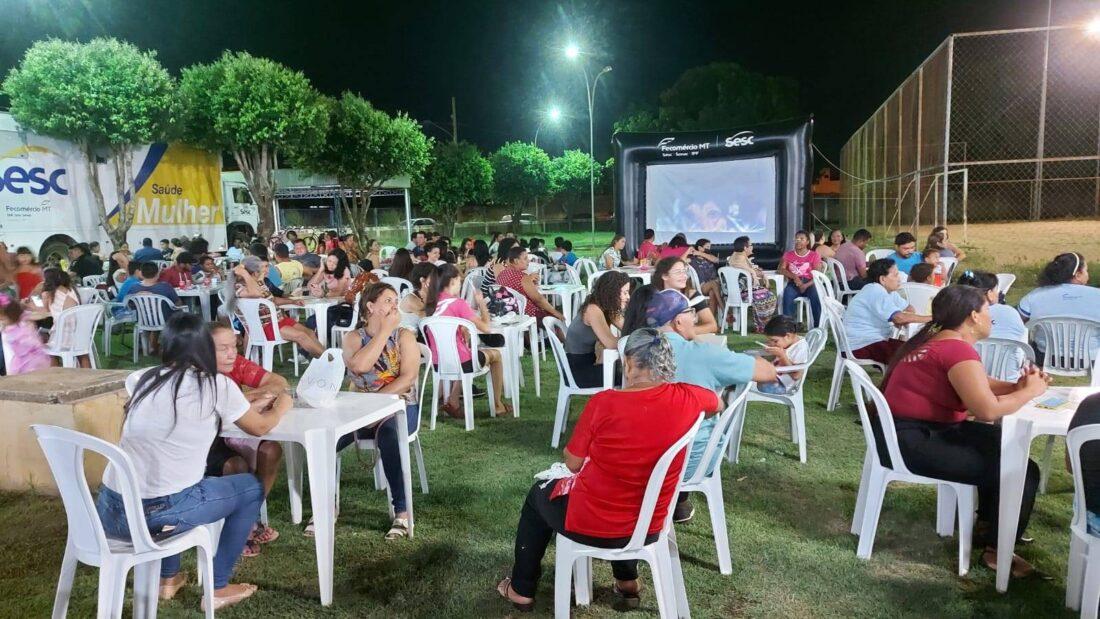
[497,328,720,612]
[495,246,564,322]
[882,285,1049,577]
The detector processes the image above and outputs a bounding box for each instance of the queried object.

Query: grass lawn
[0,222,1092,617]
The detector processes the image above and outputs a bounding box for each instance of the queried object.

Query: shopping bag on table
[296,348,346,408]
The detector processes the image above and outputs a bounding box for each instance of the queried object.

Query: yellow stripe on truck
[131,144,225,226]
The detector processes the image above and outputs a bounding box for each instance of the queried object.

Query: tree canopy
[177,51,329,237]
[416,141,493,237]
[549,149,601,225]
[301,92,432,242]
[3,37,175,247]
[490,142,552,232]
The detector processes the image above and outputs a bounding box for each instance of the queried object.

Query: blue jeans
[96,474,263,588]
[782,280,821,326]
[336,403,420,514]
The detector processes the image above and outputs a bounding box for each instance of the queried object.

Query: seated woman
[812,230,836,261]
[727,236,778,333]
[620,284,658,338]
[424,264,510,416]
[652,256,719,334]
[305,248,354,331]
[688,238,723,317]
[398,262,438,333]
[564,270,630,388]
[658,233,693,260]
[387,248,415,282]
[844,259,930,365]
[957,270,1028,381]
[208,321,291,556]
[480,237,518,298]
[495,246,565,322]
[230,257,324,357]
[1018,252,1100,363]
[601,235,634,270]
[779,230,823,326]
[340,283,422,539]
[497,328,721,612]
[13,246,44,301]
[96,314,288,611]
[930,225,967,261]
[881,285,1049,576]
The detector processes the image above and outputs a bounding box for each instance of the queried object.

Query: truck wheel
[39,238,74,268]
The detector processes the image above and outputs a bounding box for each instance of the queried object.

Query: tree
[549,150,601,227]
[3,38,175,248]
[300,92,432,243]
[177,51,328,238]
[416,141,492,238]
[490,142,552,233]
[613,62,800,133]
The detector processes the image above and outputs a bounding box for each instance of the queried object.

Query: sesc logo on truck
[0,146,68,195]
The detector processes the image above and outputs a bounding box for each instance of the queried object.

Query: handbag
[486,286,520,317]
[344,271,380,304]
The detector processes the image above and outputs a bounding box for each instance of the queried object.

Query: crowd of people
[13,222,1100,613]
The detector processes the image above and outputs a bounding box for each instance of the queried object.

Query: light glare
[548,107,562,122]
[564,43,580,59]
[1086,15,1100,37]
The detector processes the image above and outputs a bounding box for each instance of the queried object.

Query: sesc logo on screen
[724,131,755,148]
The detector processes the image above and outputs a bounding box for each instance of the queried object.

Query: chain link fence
[838,24,1100,241]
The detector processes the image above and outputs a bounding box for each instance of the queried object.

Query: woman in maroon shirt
[881,285,1049,577]
[497,328,719,612]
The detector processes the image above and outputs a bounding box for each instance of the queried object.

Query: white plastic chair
[380,245,397,261]
[543,317,611,448]
[381,276,414,299]
[996,273,1017,297]
[734,328,827,464]
[717,267,751,336]
[46,304,104,368]
[77,286,110,305]
[939,256,959,282]
[330,292,361,345]
[585,269,606,294]
[1065,424,1100,617]
[420,315,497,431]
[461,267,486,305]
[125,294,175,363]
[236,298,300,376]
[371,268,390,279]
[686,264,702,296]
[844,361,977,575]
[82,274,107,287]
[899,282,940,315]
[31,424,217,619]
[823,297,886,411]
[680,386,751,575]
[866,248,893,263]
[1027,316,1100,378]
[555,414,703,619]
[974,337,1035,381]
[825,257,860,303]
[573,258,598,283]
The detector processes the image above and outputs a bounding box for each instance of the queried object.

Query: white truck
[0,112,259,263]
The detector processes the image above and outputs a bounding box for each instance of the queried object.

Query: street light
[565,43,611,248]
[1086,15,1100,37]
[533,105,563,148]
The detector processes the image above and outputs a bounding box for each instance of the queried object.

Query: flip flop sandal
[496,576,534,613]
[159,573,187,600]
[253,525,280,544]
[201,583,257,612]
[384,517,411,540]
[303,517,315,537]
[241,539,261,558]
[612,583,641,611]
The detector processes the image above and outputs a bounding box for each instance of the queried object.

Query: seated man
[159,252,196,288]
[835,228,871,290]
[644,288,776,522]
[886,232,922,275]
[207,321,292,556]
[68,242,104,280]
[291,238,321,278]
[133,237,163,262]
[844,258,930,365]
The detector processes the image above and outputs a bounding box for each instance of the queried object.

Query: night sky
[1,0,1096,164]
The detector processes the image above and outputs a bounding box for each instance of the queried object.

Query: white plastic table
[489,314,540,407]
[995,386,1099,592]
[614,266,653,285]
[284,296,340,347]
[220,391,409,606]
[177,286,216,321]
[539,283,586,325]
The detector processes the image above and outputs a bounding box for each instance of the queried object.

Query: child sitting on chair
[908,262,936,286]
[757,315,809,394]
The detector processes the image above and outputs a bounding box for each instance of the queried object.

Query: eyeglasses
[668,268,688,276]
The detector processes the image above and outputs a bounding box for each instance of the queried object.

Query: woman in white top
[600,235,635,270]
[1018,252,1100,358]
[398,262,438,332]
[34,268,88,366]
[958,270,1028,380]
[652,256,720,334]
[94,314,289,611]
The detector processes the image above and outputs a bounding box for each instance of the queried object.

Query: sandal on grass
[158,573,187,600]
[303,517,315,537]
[496,576,534,613]
[241,539,261,558]
[384,517,411,540]
[252,524,279,544]
[613,582,641,611]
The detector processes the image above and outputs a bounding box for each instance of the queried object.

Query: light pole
[566,43,611,249]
